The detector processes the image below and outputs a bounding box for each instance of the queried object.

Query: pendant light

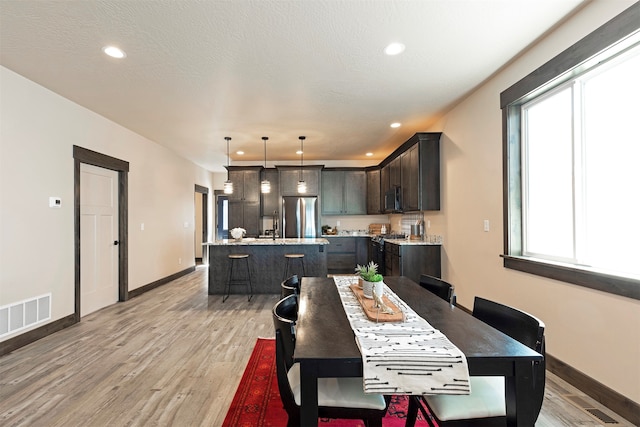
[223,136,233,194]
[261,136,271,193]
[297,136,307,194]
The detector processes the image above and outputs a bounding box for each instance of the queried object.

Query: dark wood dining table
[294,276,543,427]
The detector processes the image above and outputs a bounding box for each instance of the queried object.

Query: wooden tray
[349,284,404,322]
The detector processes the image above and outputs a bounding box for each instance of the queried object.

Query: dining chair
[280,274,300,298]
[274,293,298,323]
[405,296,546,427]
[418,274,453,303]
[272,296,389,427]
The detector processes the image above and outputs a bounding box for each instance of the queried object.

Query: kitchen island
[205,238,329,295]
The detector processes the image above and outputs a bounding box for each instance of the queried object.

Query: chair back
[281,275,300,298]
[273,297,299,418]
[473,296,546,424]
[419,274,453,302]
[273,295,298,367]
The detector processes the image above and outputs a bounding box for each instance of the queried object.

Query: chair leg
[405,396,419,427]
[223,259,233,302]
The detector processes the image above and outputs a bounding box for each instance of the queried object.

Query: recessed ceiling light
[102,46,126,59]
[296,150,303,155]
[384,43,405,56]
[236,151,244,155]
[366,152,373,157]
[390,122,401,128]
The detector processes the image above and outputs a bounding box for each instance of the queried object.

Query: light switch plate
[49,197,62,208]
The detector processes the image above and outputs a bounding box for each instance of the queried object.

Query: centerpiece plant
[355,261,383,299]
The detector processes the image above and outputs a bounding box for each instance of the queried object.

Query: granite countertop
[206,237,330,246]
[321,233,374,238]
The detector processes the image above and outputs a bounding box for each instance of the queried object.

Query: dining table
[294,276,544,427]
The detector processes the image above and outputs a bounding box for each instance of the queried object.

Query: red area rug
[222,338,432,427]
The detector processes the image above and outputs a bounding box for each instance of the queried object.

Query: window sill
[501,255,640,301]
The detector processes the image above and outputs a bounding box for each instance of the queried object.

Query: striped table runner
[333,275,471,395]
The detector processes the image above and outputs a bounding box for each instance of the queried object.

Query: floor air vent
[0,294,51,338]
[562,394,620,424]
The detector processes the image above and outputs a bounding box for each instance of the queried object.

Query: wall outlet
[178,258,182,265]
[140,223,145,231]
[336,220,340,226]
[483,220,490,232]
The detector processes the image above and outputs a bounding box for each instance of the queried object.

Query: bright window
[501,4,640,299]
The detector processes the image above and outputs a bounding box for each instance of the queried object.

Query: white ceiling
[0,0,586,172]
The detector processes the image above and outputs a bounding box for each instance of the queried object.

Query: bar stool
[282,253,305,281]
[224,253,253,302]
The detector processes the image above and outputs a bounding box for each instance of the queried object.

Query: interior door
[80,163,119,316]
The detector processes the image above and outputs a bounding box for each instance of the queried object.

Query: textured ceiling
[0,0,586,171]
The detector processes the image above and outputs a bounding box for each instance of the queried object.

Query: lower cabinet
[384,243,441,283]
[326,237,369,274]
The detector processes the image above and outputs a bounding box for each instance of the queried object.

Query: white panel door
[80,163,119,317]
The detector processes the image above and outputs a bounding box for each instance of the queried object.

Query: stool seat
[224,253,253,302]
[284,253,304,258]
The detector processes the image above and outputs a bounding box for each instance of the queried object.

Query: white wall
[0,66,215,340]
[425,0,639,403]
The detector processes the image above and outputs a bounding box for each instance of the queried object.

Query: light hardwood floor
[0,266,634,426]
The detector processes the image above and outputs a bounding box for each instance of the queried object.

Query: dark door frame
[73,146,129,323]
[195,184,209,262]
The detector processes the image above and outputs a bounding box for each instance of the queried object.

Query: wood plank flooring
[0,266,634,426]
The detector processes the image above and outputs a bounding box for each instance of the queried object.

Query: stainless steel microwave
[384,187,401,212]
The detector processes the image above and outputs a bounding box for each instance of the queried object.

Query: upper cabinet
[260,168,280,216]
[321,169,367,215]
[278,165,322,196]
[366,168,382,214]
[380,132,441,212]
[226,166,261,202]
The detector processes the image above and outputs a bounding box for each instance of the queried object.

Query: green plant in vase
[355,261,383,298]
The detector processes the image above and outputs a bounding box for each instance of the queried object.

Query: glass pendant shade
[297,136,306,194]
[261,136,270,193]
[224,136,233,194]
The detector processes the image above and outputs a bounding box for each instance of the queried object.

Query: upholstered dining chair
[418,274,454,303]
[272,296,389,427]
[280,274,300,298]
[405,296,546,427]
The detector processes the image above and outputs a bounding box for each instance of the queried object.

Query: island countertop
[206,237,329,246]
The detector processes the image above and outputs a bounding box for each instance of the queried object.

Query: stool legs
[283,256,306,281]
[224,256,253,302]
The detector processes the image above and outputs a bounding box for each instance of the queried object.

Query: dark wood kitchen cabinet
[260,168,280,216]
[326,236,369,274]
[366,168,382,214]
[384,242,441,283]
[401,143,419,211]
[321,169,366,215]
[226,166,261,236]
[278,165,322,196]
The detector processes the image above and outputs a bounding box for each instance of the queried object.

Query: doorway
[194,184,208,265]
[73,146,129,322]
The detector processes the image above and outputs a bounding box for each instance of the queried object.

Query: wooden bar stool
[282,253,305,281]
[224,253,253,302]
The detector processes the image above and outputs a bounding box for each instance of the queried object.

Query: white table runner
[333,275,471,395]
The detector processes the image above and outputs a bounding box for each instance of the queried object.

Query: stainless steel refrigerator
[282,197,318,238]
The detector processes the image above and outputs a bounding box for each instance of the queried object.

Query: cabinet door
[389,157,401,188]
[228,200,244,229]
[380,165,390,201]
[227,170,245,201]
[366,169,381,214]
[343,171,366,214]
[402,144,419,211]
[302,168,320,196]
[242,170,260,202]
[321,171,344,214]
[260,169,280,216]
[242,202,260,237]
